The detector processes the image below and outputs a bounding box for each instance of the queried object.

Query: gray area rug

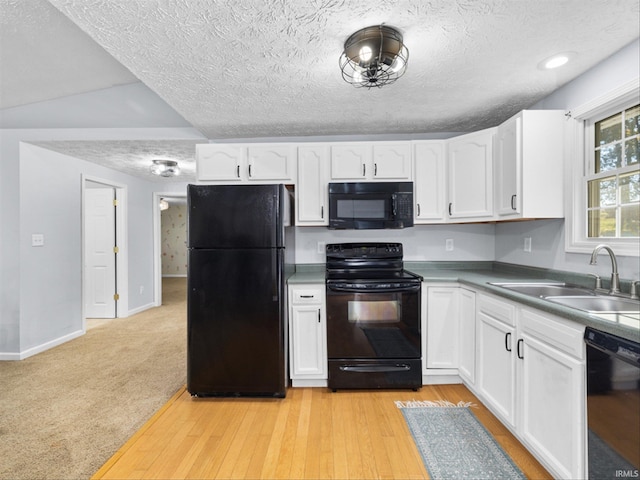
[0,278,187,480]
[397,400,526,480]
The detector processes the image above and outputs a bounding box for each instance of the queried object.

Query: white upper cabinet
[447,128,496,220]
[330,143,370,179]
[413,141,447,223]
[330,142,411,181]
[372,142,413,179]
[494,110,564,218]
[197,143,296,183]
[296,144,329,225]
[196,144,245,181]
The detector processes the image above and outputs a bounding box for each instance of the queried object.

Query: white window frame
[565,78,640,256]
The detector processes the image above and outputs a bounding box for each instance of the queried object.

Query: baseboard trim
[0,329,85,361]
[128,302,155,316]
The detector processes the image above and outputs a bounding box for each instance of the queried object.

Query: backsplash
[161,203,187,276]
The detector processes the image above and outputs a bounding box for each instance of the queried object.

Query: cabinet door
[330,143,371,179]
[247,144,296,181]
[414,141,446,222]
[458,288,476,384]
[372,142,412,179]
[196,144,244,181]
[476,311,517,428]
[495,115,520,216]
[297,145,329,225]
[290,305,326,378]
[448,129,495,219]
[426,287,459,370]
[519,333,585,479]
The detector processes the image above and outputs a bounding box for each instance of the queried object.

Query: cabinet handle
[321,205,324,219]
[248,164,252,177]
[517,339,524,359]
[300,295,314,298]
[448,203,453,216]
[511,194,517,210]
[236,165,240,178]
[362,164,366,177]
[505,332,512,352]
[318,309,321,323]
[416,203,421,217]
[374,163,378,176]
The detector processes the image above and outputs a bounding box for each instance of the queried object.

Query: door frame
[82,175,128,328]
[152,191,187,307]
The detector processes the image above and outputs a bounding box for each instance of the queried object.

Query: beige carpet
[0,277,187,480]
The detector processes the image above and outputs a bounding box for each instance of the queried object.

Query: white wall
[295,224,495,264]
[495,39,640,280]
[0,127,202,359]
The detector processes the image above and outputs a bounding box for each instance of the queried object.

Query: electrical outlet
[524,237,532,252]
[445,239,454,251]
[139,285,144,295]
[317,241,326,254]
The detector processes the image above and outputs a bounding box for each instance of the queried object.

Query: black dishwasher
[584,327,640,479]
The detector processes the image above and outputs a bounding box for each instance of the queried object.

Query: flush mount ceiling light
[339,25,409,88]
[150,159,180,177]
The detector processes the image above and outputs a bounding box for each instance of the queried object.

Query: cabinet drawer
[519,307,585,359]
[291,288,324,305]
[478,293,516,326]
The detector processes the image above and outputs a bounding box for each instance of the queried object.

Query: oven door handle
[340,364,412,373]
[327,283,421,293]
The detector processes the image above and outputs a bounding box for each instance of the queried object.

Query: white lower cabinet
[423,284,476,385]
[288,285,327,387]
[425,286,459,370]
[477,294,518,428]
[518,308,586,480]
[458,287,476,385]
[475,293,586,479]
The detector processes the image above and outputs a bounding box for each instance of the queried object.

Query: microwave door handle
[391,194,397,217]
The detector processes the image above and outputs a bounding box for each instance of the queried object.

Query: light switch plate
[32,233,45,247]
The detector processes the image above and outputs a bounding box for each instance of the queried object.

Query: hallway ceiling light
[339,25,409,89]
[159,198,169,210]
[150,159,180,177]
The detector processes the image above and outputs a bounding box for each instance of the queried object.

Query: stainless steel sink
[545,295,640,314]
[490,282,597,298]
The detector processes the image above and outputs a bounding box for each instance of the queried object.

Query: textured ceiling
[30,140,200,182]
[1,0,639,182]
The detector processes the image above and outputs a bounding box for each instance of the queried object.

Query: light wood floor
[92,383,552,479]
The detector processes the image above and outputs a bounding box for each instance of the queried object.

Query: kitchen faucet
[589,244,621,295]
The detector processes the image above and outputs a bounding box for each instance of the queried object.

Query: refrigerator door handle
[272,250,280,302]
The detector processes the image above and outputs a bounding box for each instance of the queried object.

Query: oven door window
[348,299,399,323]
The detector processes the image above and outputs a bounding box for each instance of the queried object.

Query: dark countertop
[288,261,640,342]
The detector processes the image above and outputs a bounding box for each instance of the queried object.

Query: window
[586,105,639,238]
[565,78,640,256]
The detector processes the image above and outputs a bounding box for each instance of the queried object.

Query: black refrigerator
[187,184,293,397]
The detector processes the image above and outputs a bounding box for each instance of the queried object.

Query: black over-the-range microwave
[328,182,414,230]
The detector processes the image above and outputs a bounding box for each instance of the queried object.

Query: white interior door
[85,187,117,318]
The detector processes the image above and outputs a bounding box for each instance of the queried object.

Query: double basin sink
[490,282,640,315]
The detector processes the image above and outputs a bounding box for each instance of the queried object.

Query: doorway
[82,176,128,325]
[153,192,187,307]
